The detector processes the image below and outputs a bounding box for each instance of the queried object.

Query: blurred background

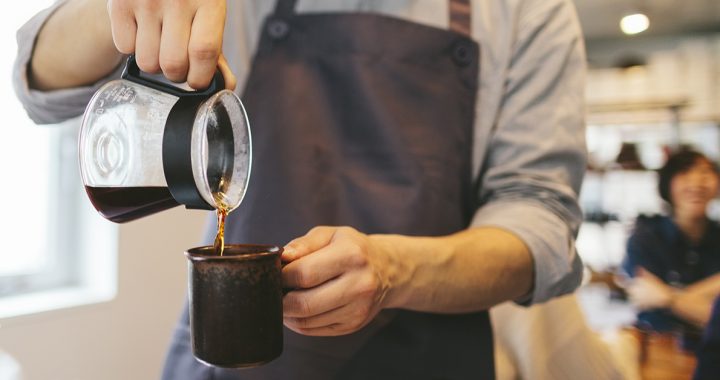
[576,0,720,273]
[1,1,719,379]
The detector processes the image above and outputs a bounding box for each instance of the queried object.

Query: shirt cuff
[470,200,583,305]
[12,1,124,125]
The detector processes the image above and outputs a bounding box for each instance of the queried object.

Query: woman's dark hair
[658,149,717,204]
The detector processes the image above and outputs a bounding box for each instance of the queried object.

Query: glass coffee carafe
[79,55,251,223]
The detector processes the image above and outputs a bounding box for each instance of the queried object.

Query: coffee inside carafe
[84,186,178,223]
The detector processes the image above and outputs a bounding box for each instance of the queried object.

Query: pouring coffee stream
[214,207,228,255]
[79,55,252,253]
[213,180,231,256]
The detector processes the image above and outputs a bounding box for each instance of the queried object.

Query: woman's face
[670,158,720,218]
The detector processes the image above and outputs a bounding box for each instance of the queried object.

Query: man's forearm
[30,0,122,90]
[377,227,534,313]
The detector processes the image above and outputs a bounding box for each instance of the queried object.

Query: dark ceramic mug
[185,244,283,368]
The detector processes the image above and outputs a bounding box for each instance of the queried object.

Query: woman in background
[623,149,720,346]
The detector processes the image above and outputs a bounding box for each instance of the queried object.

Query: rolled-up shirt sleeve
[471,0,587,304]
[12,0,123,125]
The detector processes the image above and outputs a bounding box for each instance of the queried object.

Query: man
[14,0,587,378]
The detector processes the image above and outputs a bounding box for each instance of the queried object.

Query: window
[0,2,117,318]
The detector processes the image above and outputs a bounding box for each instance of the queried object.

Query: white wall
[0,208,208,380]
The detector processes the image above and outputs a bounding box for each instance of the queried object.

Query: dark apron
[162,0,489,378]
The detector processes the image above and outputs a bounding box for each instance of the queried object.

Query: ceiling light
[620,13,650,35]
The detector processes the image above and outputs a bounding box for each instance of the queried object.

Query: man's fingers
[283,266,367,318]
[134,12,162,72]
[218,54,237,90]
[284,322,351,337]
[282,242,354,289]
[107,1,235,89]
[283,285,344,319]
[283,300,373,337]
[283,226,338,261]
[159,8,192,82]
[186,4,225,89]
[108,1,137,54]
[284,303,358,330]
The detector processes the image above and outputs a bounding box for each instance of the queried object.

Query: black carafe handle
[121,54,225,98]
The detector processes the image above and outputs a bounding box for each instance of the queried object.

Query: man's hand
[281,226,533,337]
[281,226,400,337]
[108,0,236,89]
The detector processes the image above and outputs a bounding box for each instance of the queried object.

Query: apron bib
[162,1,490,378]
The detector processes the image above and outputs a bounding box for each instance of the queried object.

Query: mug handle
[121,54,225,98]
[281,259,294,296]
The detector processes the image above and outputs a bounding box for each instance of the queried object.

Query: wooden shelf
[586,97,719,126]
[587,97,690,114]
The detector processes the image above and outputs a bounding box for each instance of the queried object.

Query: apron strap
[449,0,472,36]
[274,0,298,18]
